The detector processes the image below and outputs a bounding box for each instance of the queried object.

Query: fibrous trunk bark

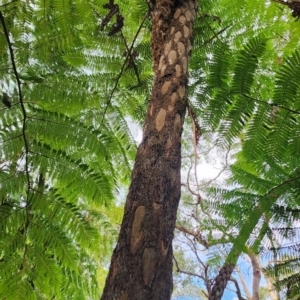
[209,264,235,300]
[101,1,196,299]
[209,253,262,300]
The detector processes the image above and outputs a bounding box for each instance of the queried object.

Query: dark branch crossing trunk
[101,0,197,299]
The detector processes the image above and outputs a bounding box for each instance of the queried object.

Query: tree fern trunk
[101,0,196,299]
[209,264,235,300]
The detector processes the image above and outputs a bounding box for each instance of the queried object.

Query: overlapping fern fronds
[201,43,300,297]
[0,0,148,297]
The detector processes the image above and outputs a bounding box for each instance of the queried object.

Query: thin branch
[173,254,206,281]
[99,12,149,128]
[1,11,32,271]
[175,224,209,248]
[184,232,207,269]
[187,103,201,204]
[201,25,231,47]
[242,93,300,115]
[229,276,247,300]
[235,174,300,228]
[28,116,76,127]
[235,265,252,299]
[0,0,18,8]
[184,157,201,198]
[0,12,30,193]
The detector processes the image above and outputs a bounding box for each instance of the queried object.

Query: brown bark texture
[101,0,197,299]
[209,264,235,300]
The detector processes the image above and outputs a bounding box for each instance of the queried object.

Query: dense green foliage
[1,0,300,299]
[0,0,139,298]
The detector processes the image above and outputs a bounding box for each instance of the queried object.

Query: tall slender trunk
[209,264,235,300]
[249,252,261,300]
[101,1,197,299]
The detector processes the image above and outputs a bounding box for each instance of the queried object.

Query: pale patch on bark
[177,42,185,56]
[174,8,182,19]
[160,240,169,258]
[155,108,167,131]
[179,15,186,25]
[185,9,192,21]
[182,56,188,73]
[187,39,192,53]
[130,206,146,254]
[174,31,182,42]
[164,137,173,157]
[164,40,173,55]
[150,105,154,116]
[161,81,171,95]
[175,64,181,78]
[160,64,166,77]
[168,50,177,65]
[111,254,120,283]
[142,248,157,286]
[174,113,181,133]
[170,26,175,34]
[158,55,165,70]
[168,92,178,112]
[183,25,190,38]
[153,202,162,210]
[178,86,186,99]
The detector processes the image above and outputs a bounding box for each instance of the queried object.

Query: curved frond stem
[28,116,74,127]
[242,93,300,115]
[246,174,300,215]
[0,0,18,8]
[201,14,226,45]
[229,277,247,300]
[2,134,23,143]
[99,12,149,128]
[0,11,33,273]
[173,254,206,281]
[200,25,232,47]
[0,12,30,195]
[235,266,252,299]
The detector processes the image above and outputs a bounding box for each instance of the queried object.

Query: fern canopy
[0,0,141,297]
